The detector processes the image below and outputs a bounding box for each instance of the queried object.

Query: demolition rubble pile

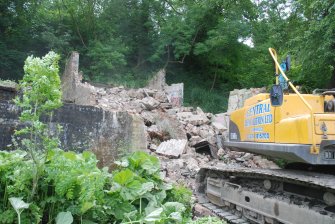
[61,52,278,191]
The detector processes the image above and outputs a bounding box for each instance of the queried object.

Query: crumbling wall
[1,50,276,189]
[227,87,266,112]
[0,100,145,168]
[61,52,96,105]
[146,69,166,91]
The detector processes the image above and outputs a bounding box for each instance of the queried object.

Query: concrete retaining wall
[0,98,146,169]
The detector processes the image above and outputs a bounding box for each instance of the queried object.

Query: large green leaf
[120,180,142,200]
[113,169,135,185]
[164,202,186,215]
[9,197,29,213]
[144,207,163,222]
[56,211,73,224]
[80,201,94,214]
[128,152,160,175]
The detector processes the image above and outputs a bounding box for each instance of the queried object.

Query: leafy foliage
[0,150,192,223]
[14,51,62,154]
[1,0,335,112]
[12,52,63,202]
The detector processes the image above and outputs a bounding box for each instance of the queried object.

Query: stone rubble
[156,139,188,158]
[60,51,279,192]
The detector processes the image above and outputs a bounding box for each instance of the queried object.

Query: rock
[185,157,200,177]
[190,126,200,136]
[143,89,156,97]
[140,97,160,110]
[149,143,158,151]
[155,115,187,140]
[176,112,209,126]
[170,159,185,169]
[199,127,215,139]
[141,111,156,126]
[189,136,202,147]
[181,107,194,112]
[253,156,279,169]
[147,125,165,141]
[167,108,180,115]
[128,89,144,99]
[217,148,225,157]
[156,139,188,158]
[193,204,215,217]
[160,103,172,109]
[242,153,253,161]
[153,91,168,103]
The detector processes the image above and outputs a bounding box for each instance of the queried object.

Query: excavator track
[196,165,335,224]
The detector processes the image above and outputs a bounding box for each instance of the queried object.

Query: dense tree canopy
[0,0,334,112]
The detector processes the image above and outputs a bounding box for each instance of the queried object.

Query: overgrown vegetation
[0,150,195,223]
[1,0,334,112]
[0,52,201,223]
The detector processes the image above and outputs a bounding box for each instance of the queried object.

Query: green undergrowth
[0,150,194,223]
[166,68,229,114]
[3,51,226,224]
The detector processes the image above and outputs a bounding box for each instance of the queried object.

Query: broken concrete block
[149,143,158,151]
[156,139,188,158]
[212,113,229,128]
[160,102,172,109]
[176,112,209,126]
[165,83,183,107]
[153,91,169,103]
[211,121,227,133]
[140,111,156,126]
[189,136,202,147]
[140,97,160,110]
[199,127,215,139]
[185,157,200,177]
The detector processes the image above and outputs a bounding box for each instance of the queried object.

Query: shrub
[0,150,192,223]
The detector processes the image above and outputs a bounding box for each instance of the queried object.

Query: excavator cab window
[270,84,283,107]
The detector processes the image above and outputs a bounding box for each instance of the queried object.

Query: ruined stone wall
[0,97,146,169]
[227,87,266,113]
[146,69,166,91]
[61,52,96,105]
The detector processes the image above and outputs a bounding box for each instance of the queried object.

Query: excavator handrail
[268,48,319,154]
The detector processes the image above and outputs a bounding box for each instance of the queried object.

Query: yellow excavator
[196,48,335,224]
